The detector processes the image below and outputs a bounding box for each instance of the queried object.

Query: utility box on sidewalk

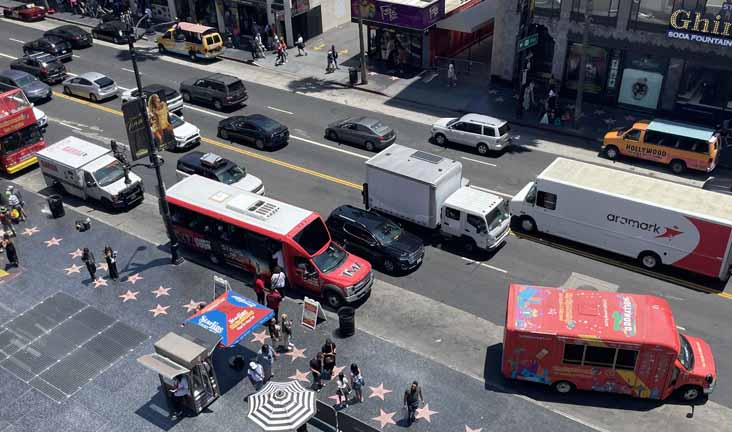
[338,307,355,337]
[349,68,358,86]
[47,195,64,218]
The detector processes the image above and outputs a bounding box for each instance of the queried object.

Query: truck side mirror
[86,180,96,187]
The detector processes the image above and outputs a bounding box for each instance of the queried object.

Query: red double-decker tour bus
[0,88,45,174]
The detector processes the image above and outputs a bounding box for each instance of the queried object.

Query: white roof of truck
[37,136,110,170]
[365,144,462,185]
[540,158,732,225]
[444,186,504,214]
[166,175,314,236]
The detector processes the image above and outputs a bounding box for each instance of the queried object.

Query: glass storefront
[676,63,732,111]
[564,43,608,94]
[368,28,423,69]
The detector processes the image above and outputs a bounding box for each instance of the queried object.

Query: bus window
[293,218,330,255]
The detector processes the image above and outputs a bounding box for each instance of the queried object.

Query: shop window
[536,191,557,210]
[629,0,709,32]
[564,44,608,95]
[535,0,563,17]
[676,64,732,113]
[615,349,639,371]
[562,343,585,364]
[571,0,619,25]
[583,346,616,367]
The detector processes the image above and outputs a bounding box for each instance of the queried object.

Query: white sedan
[170,113,200,151]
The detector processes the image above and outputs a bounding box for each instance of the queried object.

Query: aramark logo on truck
[606,213,683,239]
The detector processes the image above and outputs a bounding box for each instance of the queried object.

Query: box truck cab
[364,144,510,252]
[37,137,144,209]
[502,284,717,401]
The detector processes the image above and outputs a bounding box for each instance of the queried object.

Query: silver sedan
[61,71,118,102]
[326,117,396,152]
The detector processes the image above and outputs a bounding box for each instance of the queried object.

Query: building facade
[492,0,732,124]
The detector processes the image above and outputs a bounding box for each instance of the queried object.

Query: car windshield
[254,117,281,133]
[678,333,694,370]
[486,201,510,232]
[373,221,402,245]
[218,166,246,184]
[312,243,347,273]
[94,77,114,87]
[170,114,184,128]
[93,160,126,187]
[14,75,35,87]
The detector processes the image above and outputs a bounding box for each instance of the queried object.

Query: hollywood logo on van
[612,296,637,337]
[606,213,683,239]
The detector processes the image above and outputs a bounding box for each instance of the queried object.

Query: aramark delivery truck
[37,136,144,210]
[511,157,732,280]
[363,144,510,252]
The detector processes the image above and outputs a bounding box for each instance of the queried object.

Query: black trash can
[338,306,355,337]
[349,68,358,86]
[47,194,65,218]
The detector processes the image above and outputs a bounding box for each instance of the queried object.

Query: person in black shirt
[321,338,336,379]
[403,381,424,425]
[309,352,323,392]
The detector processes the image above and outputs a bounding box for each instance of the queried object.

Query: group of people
[0,186,27,269]
[308,339,365,409]
[81,245,120,281]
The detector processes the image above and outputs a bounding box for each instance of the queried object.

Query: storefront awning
[436,0,495,33]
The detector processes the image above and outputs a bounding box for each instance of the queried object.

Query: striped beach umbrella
[247,381,316,431]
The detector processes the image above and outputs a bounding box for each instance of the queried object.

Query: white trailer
[37,137,144,210]
[363,144,510,251]
[511,157,732,280]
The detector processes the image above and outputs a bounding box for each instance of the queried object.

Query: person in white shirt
[336,372,351,408]
[296,34,307,56]
[169,375,190,419]
[271,266,286,297]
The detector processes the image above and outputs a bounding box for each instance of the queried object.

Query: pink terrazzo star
[44,237,62,247]
[182,300,204,313]
[152,286,171,298]
[371,409,396,429]
[331,365,345,376]
[368,383,392,400]
[119,290,139,303]
[69,248,83,259]
[96,262,108,271]
[288,369,310,383]
[250,330,270,344]
[284,346,306,362]
[465,426,483,432]
[149,304,170,317]
[415,403,438,422]
[64,264,82,275]
[93,277,108,289]
[21,226,39,236]
[126,273,143,284]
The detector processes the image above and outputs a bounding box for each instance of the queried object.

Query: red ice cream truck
[502,284,717,401]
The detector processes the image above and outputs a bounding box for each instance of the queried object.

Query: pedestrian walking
[321,338,336,379]
[254,273,266,305]
[257,344,277,381]
[280,39,288,62]
[250,38,258,61]
[266,287,283,320]
[330,45,339,69]
[326,50,335,73]
[447,62,457,87]
[272,34,280,51]
[103,245,119,280]
[350,363,364,402]
[3,234,18,268]
[296,34,307,56]
[335,372,351,408]
[275,44,284,65]
[403,381,424,425]
[279,313,294,352]
[248,361,265,391]
[267,317,281,343]
[82,247,96,279]
[270,266,286,297]
[6,186,26,221]
[309,352,323,391]
[0,207,15,237]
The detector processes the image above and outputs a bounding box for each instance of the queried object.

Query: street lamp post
[122,12,184,265]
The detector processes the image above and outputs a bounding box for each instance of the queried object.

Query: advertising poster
[147,94,176,152]
[564,44,608,94]
[301,296,320,330]
[618,68,663,110]
[122,98,151,161]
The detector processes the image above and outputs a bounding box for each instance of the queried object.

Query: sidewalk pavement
[0,186,593,432]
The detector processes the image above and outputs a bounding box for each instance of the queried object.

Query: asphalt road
[2,19,732,409]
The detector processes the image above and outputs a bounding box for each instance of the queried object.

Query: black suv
[10,53,66,84]
[179,73,248,111]
[326,205,424,274]
[23,36,73,62]
[218,114,289,150]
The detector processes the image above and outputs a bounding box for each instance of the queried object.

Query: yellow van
[602,119,720,174]
[156,22,223,61]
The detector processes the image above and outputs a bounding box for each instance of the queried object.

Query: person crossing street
[403,381,424,425]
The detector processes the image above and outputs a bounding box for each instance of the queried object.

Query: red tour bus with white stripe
[0,88,45,174]
[166,175,374,308]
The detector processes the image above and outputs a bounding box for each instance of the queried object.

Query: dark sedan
[218,114,289,150]
[702,176,732,196]
[3,4,45,21]
[91,21,128,44]
[326,117,396,151]
[45,25,93,49]
[23,36,73,62]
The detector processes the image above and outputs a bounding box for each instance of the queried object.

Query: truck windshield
[678,333,694,371]
[486,201,510,232]
[218,166,245,184]
[94,161,125,187]
[312,243,347,273]
[374,221,402,245]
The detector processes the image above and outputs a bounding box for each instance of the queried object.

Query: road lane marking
[0,52,18,59]
[290,135,370,160]
[121,67,139,74]
[53,91,128,116]
[183,104,227,118]
[118,86,133,91]
[72,55,80,59]
[469,185,514,199]
[58,121,83,131]
[459,257,508,274]
[8,38,25,43]
[66,72,78,76]
[461,156,496,167]
[267,106,293,115]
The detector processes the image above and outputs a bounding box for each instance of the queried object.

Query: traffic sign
[517,33,538,51]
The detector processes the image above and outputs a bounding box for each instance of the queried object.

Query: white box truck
[511,157,732,280]
[37,136,144,210]
[363,144,510,251]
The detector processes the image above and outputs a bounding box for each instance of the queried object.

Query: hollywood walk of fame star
[119,290,139,303]
[284,346,306,362]
[96,262,108,271]
[288,369,310,383]
[44,237,62,247]
[21,226,39,236]
[152,286,171,298]
[415,403,438,422]
[331,365,345,377]
[183,300,204,313]
[127,273,144,284]
[368,383,392,400]
[69,248,84,259]
[93,277,108,289]
[64,264,82,275]
[250,330,270,344]
[465,426,483,432]
[149,304,170,317]
[371,409,396,429]
[327,394,340,402]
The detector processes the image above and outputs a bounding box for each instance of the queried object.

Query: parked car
[170,113,200,151]
[0,69,52,102]
[179,73,247,110]
[44,25,93,49]
[23,36,73,62]
[431,113,512,155]
[10,53,66,84]
[326,117,396,152]
[218,114,289,150]
[2,3,45,21]
[62,72,118,102]
[91,21,128,44]
[33,106,47,131]
[702,176,732,196]
[175,151,264,194]
[121,84,183,113]
[326,205,424,274]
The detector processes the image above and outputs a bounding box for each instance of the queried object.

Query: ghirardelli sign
[667,9,732,47]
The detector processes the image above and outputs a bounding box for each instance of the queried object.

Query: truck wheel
[255,139,265,150]
[182,91,191,102]
[638,251,660,270]
[519,216,537,233]
[434,133,447,146]
[383,258,396,274]
[670,159,686,175]
[365,141,376,152]
[89,93,97,103]
[605,145,619,160]
[553,381,575,395]
[477,143,489,155]
[680,385,703,401]
[324,290,344,309]
[213,99,223,110]
[220,128,229,140]
[327,129,339,141]
[462,237,477,253]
